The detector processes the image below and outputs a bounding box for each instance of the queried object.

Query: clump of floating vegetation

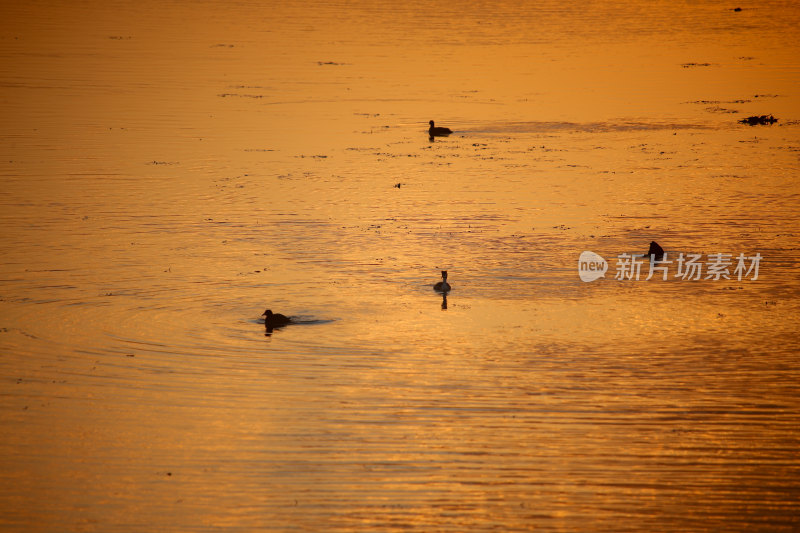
[739,115,778,126]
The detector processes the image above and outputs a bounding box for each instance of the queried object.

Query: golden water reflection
[1,0,799,531]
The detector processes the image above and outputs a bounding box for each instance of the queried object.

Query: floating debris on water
[739,115,778,126]
[218,93,263,98]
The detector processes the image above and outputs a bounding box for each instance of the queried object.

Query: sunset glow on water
[1,1,799,531]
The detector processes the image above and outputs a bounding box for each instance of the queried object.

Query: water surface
[1,1,799,531]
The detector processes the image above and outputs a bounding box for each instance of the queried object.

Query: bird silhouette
[433,270,452,292]
[429,120,452,137]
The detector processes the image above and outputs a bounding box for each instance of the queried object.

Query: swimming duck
[262,309,292,327]
[429,120,452,137]
[646,241,665,262]
[433,270,452,292]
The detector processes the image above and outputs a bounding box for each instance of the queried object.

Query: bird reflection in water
[441,292,448,310]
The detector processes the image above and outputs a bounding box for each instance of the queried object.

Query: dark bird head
[429,120,435,127]
[262,309,273,317]
[647,241,665,260]
[441,270,448,280]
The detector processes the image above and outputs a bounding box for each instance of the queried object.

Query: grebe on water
[645,241,665,262]
[429,120,452,137]
[262,309,292,327]
[433,270,452,292]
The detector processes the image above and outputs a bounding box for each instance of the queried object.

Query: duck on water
[262,309,292,328]
[433,270,452,292]
[429,120,452,137]
[645,241,665,262]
